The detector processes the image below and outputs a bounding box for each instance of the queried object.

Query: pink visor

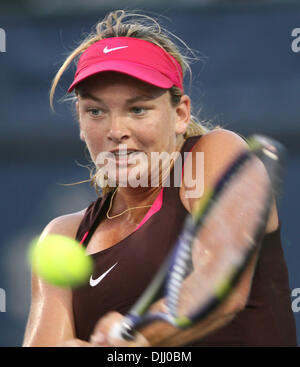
[68,37,183,93]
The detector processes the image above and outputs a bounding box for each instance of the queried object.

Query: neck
[110,186,161,223]
[106,136,186,223]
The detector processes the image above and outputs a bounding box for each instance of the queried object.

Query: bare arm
[23,211,88,347]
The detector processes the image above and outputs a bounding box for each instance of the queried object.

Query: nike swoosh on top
[103,45,128,53]
[89,262,118,287]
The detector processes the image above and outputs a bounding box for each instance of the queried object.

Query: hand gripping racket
[116,134,286,340]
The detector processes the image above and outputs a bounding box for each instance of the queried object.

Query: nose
[107,116,130,143]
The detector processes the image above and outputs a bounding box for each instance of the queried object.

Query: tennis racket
[116,134,285,340]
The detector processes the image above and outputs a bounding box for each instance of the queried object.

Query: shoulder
[40,209,87,241]
[180,129,249,209]
[183,129,250,183]
[184,128,249,186]
[181,128,279,232]
[194,128,249,156]
[195,128,250,180]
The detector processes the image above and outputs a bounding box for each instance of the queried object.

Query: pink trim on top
[80,231,89,245]
[134,188,164,232]
[134,139,199,232]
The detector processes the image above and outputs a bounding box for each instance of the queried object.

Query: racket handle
[119,312,174,341]
[119,315,140,341]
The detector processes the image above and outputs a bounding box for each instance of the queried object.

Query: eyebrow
[79,91,160,104]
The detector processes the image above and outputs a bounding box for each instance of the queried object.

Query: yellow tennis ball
[28,234,93,287]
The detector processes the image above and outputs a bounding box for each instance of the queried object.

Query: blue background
[0,1,299,346]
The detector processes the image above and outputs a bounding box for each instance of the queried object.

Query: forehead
[76,71,168,99]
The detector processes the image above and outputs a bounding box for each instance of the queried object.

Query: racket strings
[167,156,271,318]
[166,222,195,316]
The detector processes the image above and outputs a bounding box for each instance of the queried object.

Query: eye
[131,106,146,115]
[87,108,103,117]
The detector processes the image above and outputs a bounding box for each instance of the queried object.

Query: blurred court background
[0,0,299,346]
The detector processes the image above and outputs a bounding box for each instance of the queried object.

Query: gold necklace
[106,188,153,220]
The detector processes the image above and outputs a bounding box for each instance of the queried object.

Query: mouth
[110,149,139,157]
[109,149,143,165]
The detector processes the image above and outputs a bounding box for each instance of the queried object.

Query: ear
[76,101,85,142]
[79,130,85,142]
[75,100,80,119]
[175,95,191,135]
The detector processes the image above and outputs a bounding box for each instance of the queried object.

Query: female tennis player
[23,10,297,347]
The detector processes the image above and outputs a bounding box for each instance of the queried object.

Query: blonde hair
[50,10,216,195]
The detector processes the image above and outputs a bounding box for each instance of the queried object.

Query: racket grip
[119,312,173,341]
[119,316,138,341]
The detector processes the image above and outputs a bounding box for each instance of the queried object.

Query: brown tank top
[72,136,297,346]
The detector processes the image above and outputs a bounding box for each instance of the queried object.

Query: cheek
[156,110,178,141]
[149,108,176,134]
[80,126,106,161]
[138,119,176,152]
[135,122,162,147]
[83,138,98,162]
